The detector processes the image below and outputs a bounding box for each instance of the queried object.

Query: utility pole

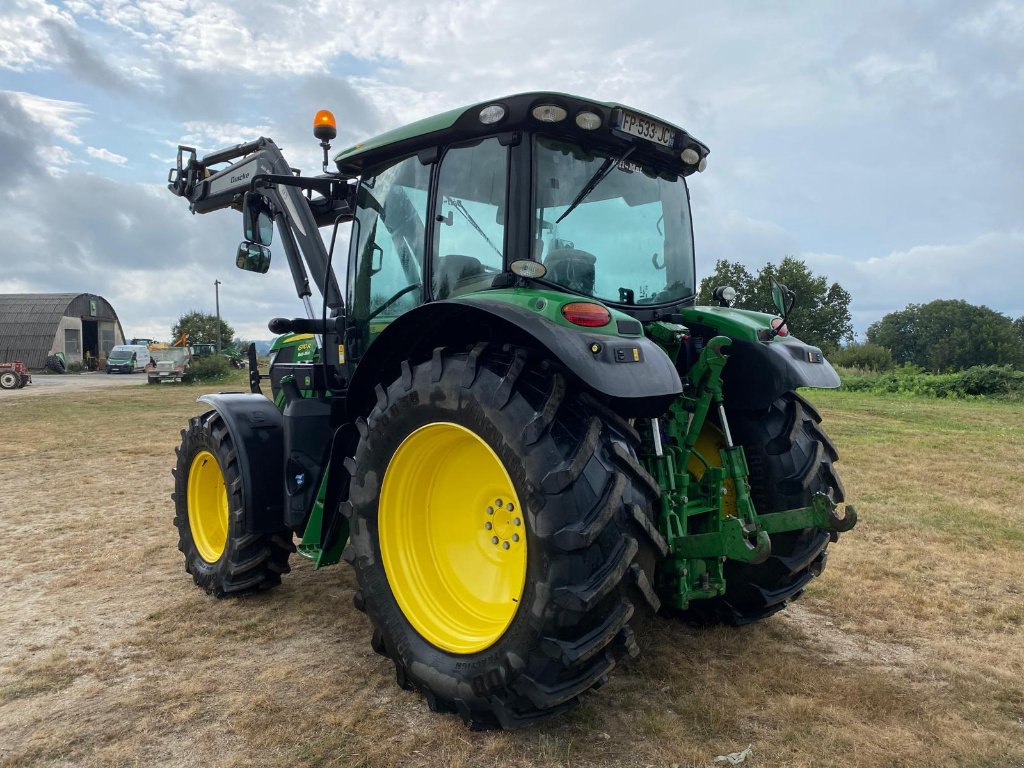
[214,279,222,352]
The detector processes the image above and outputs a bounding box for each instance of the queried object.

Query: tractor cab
[336,93,708,359]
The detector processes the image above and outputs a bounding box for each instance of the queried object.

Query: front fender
[197,393,285,535]
[721,338,841,410]
[347,298,682,418]
[677,305,840,410]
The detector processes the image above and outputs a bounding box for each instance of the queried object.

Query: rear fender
[197,393,285,535]
[346,298,682,418]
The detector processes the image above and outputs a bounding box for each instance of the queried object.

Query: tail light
[562,302,611,327]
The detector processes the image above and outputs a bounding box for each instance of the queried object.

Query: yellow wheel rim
[379,422,526,654]
[687,424,738,517]
[187,450,229,563]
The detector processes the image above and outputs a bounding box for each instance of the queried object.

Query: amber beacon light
[313,110,337,142]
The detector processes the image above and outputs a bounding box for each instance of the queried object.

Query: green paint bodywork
[335,105,465,166]
[677,305,782,343]
[298,471,349,568]
[269,333,319,361]
[448,287,643,337]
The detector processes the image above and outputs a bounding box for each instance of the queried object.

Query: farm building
[0,293,126,368]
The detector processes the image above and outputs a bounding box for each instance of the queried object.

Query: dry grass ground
[1,378,1022,767]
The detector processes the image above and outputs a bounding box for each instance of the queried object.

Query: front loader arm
[167,138,349,311]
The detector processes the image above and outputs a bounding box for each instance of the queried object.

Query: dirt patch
[773,603,920,668]
[1,371,148,399]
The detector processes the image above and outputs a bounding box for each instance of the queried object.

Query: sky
[1,0,1021,342]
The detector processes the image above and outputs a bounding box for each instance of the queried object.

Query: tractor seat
[435,254,487,299]
[545,248,596,295]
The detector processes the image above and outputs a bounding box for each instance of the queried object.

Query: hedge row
[838,365,1024,400]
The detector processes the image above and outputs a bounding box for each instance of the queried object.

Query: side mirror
[236,242,271,274]
[770,277,795,316]
[242,192,274,246]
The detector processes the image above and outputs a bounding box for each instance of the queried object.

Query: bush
[66,361,84,374]
[188,355,231,383]
[840,364,1024,400]
[831,342,894,372]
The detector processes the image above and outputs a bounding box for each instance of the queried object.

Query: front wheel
[0,371,19,389]
[344,345,665,729]
[172,411,293,596]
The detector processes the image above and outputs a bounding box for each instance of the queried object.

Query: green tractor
[167,93,856,729]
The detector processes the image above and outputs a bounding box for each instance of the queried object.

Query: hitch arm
[757,493,858,535]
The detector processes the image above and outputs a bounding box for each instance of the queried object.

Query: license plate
[615,110,675,147]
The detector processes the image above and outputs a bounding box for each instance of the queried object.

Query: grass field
[1,378,1022,767]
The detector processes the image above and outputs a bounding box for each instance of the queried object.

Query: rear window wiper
[556,145,636,224]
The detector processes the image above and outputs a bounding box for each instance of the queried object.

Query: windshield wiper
[555,146,636,224]
[444,196,502,257]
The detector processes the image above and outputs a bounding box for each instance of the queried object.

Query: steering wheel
[366,283,421,322]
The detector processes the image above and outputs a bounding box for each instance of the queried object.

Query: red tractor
[0,360,31,390]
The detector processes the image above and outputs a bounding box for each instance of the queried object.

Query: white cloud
[0,0,76,71]
[179,120,275,152]
[4,90,90,144]
[87,146,128,164]
[0,277,32,293]
[802,231,1024,332]
[960,0,1024,42]
[854,51,937,86]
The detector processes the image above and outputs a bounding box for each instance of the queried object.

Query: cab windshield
[532,136,695,306]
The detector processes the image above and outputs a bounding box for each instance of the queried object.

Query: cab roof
[334,91,709,176]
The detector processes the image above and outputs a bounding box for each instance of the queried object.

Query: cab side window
[431,138,508,300]
[349,155,431,328]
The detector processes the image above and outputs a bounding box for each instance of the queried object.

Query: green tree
[698,256,854,352]
[172,311,235,347]
[867,300,1024,372]
[1014,316,1024,346]
[829,342,895,372]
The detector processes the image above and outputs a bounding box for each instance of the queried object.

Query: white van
[106,344,152,374]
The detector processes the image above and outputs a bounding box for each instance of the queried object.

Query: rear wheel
[685,391,844,625]
[344,345,665,729]
[172,411,293,596]
[0,371,18,389]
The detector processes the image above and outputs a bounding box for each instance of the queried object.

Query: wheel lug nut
[485,522,492,530]
[507,502,515,512]
[512,534,519,542]
[496,498,503,507]
[486,506,494,515]
[502,541,510,550]
[514,517,521,526]
[491,536,499,545]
